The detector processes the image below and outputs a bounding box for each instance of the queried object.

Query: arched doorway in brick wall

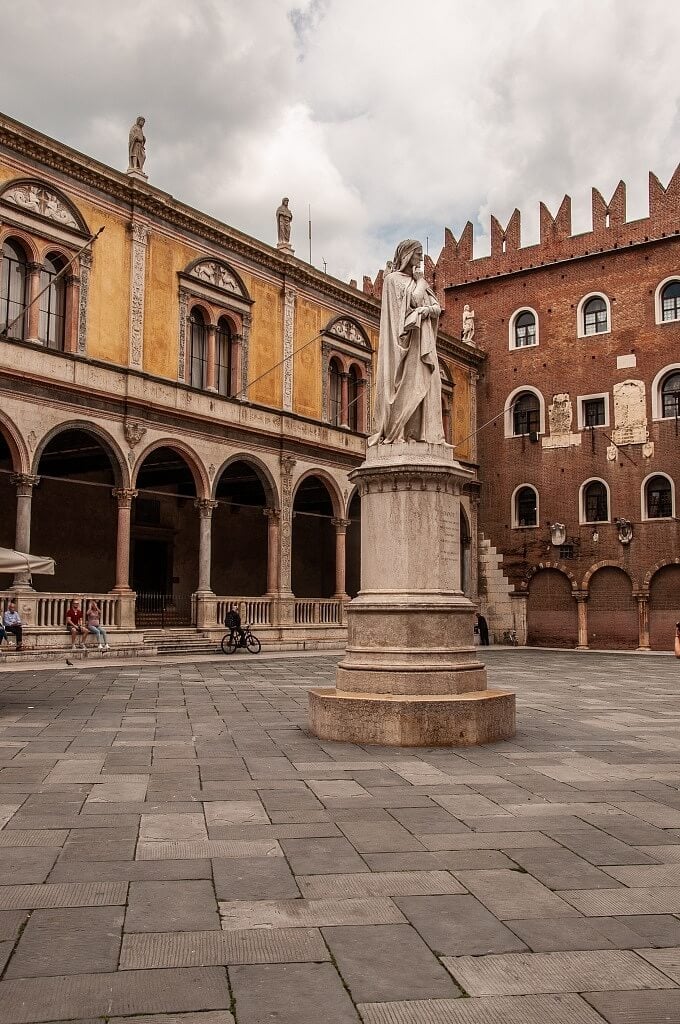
[587,567,637,650]
[527,569,577,648]
[649,565,680,651]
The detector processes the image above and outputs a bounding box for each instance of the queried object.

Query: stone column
[575,591,589,650]
[636,593,651,651]
[276,456,296,626]
[128,221,148,370]
[340,374,350,429]
[177,288,190,382]
[263,508,280,595]
[205,324,217,392]
[194,499,218,594]
[112,488,137,592]
[64,273,80,354]
[26,263,42,343]
[238,313,252,402]
[76,249,92,355]
[332,518,351,598]
[11,474,39,589]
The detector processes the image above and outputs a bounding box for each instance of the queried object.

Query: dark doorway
[132,539,169,593]
[346,491,361,598]
[292,476,335,598]
[212,461,268,596]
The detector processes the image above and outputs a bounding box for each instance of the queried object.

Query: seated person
[0,620,7,646]
[3,601,23,651]
[224,607,244,646]
[66,598,87,650]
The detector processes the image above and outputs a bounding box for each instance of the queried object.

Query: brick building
[430,169,680,650]
[0,112,481,654]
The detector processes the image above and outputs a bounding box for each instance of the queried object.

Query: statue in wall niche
[462,304,475,344]
[549,393,572,435]
[369,239,446,446]
[128,116,147,173]
[276,197,293,246]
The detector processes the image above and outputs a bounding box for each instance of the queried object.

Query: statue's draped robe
[129,127,145,169]
[369,271,445,445]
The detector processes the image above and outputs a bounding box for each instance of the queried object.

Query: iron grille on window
[514,311,536,348]
[647,476,673,519]
[512,394,540,435]
[584,482,608,523]
[559,544,574,559]
[583,398,605,427]
[583,296,608,335]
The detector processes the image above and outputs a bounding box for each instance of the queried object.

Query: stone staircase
[478,534,516,641]
[142,629,223,657]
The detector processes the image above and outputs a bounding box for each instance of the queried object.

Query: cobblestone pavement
[1,649,680,1023]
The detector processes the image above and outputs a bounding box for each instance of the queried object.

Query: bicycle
[502,629,518,647]
[220,623,261,655]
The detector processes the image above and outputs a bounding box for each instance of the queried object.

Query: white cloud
[1,0,678,282]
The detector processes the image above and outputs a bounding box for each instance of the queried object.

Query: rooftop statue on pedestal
[369,239,446,446]
[127,116,147,178]
[462,303,475,344]
[276,197,294,252]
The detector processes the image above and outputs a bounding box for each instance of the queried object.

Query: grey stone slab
[637,845,680,863]
[443,949,674,996]
[229,962,359,1024]
[212,856,299,900]
[0,830,69,847]
[364,852,516,872]
[388,808,472,835]
[5,907,124,978]
[119,926,329,968]
[508,848,621,889]
[504,916,668,952]
[585,991,680,1023]
[559,887,680,916]
[0,942,12,974]
[0,848,59,886]
[421,833,558,851]
[323,924,459,1002]
[208,823,341,840]
[553,829,659,865]
[298,870,465,899]
[605,864,680,886]
[0,911,28,941]
[395,895,527,955]
[617,915,680,947]
[139,813,208,841]
[358,993,608,1024]
[0,881,127,909]
[110,1014,233,1024]
[0,967,231,1024]
[280,836,368,874]
[137,839,282,859]
[219,896,405,929]
[49,859,212,882]
[638,946,680,983]
[453,870,580,920]
[337,820,425,853]
[125,880,220,932]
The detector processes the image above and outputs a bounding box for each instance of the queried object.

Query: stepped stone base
[308,687,515,747]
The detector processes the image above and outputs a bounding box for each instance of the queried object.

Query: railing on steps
[294,599,342,625]
[135,592,195,628]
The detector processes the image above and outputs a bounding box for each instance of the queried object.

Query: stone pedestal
[308,442,515,746]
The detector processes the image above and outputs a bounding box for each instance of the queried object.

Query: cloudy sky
[1,0,678,283]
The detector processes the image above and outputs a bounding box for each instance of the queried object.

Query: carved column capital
[112,487,138,508]
[11,474,39,494]
[194,498,218,518]
[281,455,297,477]
[263,507,281,520]
[331,517,351,531]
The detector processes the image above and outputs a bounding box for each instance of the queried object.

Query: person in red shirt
[66,598,86,650]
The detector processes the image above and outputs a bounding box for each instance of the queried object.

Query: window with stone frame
[189,308,208,389]
[661,280,680,323]
[347,364,362,432]
[583,296,608,335]
[661,372,680,419]
[583,397,606,427]
[0,238,28,339]
[328,357,342,426]
[514,310,537,348]
[39,253,67,350]
[512,392,540,436]
[583,480,609,523]
[515,486,538,527]
[646,475,673,519]
[322,317,372,431]
[216,316,235,397]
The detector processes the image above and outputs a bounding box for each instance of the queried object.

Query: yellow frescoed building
[0,112,483,654]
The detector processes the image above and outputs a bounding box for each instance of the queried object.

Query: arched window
[189,308,207,389]
[583,480,609,523]
[661,372,680,419]
[216,316,234,397]
[661,280,680,323]
[329,358,342,426]
[583,296,608,335]
[514,485,538,527]
[514,310,537,348]
[645,475,674,520]
[0,239,28,340]
[347,365,360,431]
[512,392,540,436]
[39,254,66,350]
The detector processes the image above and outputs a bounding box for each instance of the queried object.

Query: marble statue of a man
[128,116,146,172]
[369,239,445,446]
[276,198,292,245]
[462,303,475,344]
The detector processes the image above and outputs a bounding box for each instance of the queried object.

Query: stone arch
[292,468,343,518]
[0,228,40,262]
[0,410,29,474]
[526,568,578,648]
[649,562,680,651]
[0,178,90,235]
[582,560,638,592]
[32,420,128,487]
[184,257,251,301]
[132,438,209,498]
[587,564,638,649]
[644,556,680,588]
[324,315,371,349]
[520,562,577,591]
[212,453,279,508]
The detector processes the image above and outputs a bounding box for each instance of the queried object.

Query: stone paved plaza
[1,649,680,1023]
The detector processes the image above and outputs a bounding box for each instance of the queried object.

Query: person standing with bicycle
[224,606,245,648]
